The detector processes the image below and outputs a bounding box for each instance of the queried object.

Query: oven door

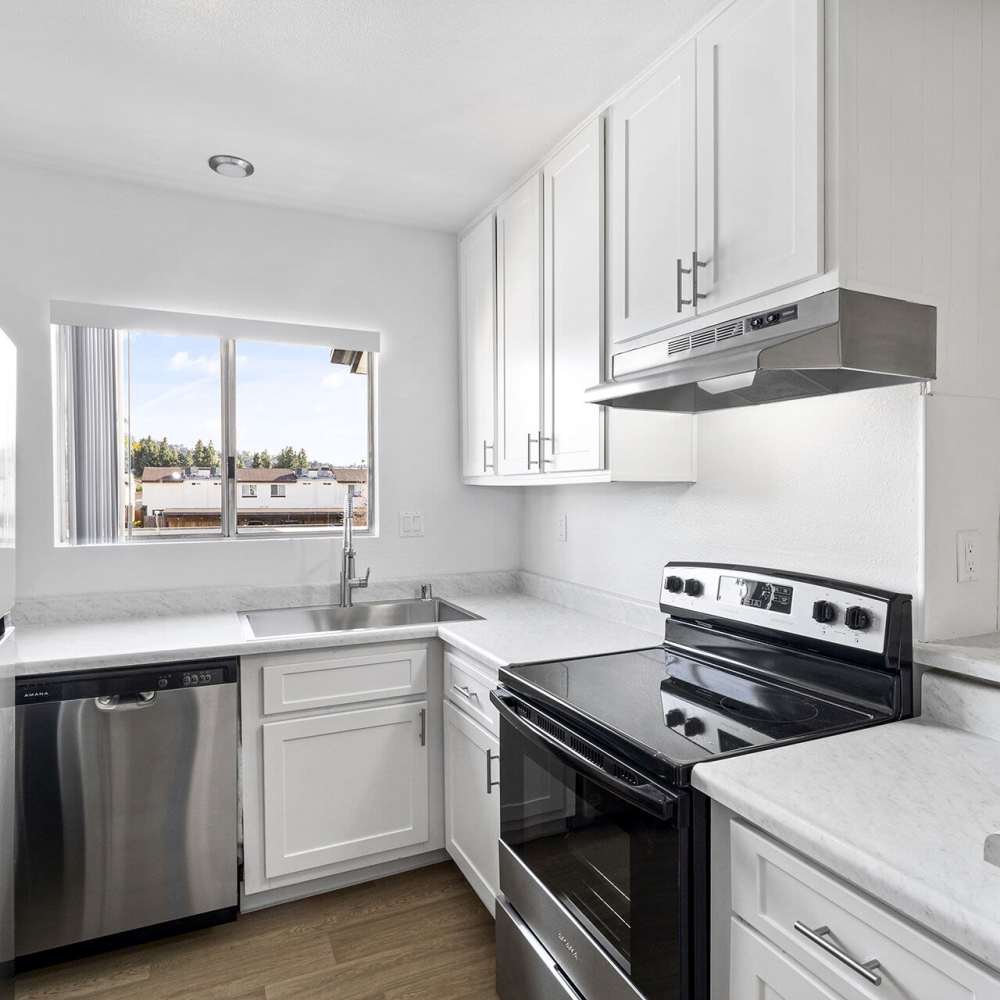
[493,688,699,1000]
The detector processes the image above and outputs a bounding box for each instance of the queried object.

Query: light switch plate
[399,512,424,538]
[557,513,568,542]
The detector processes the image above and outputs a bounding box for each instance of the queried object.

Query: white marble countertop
[693,670,1000,972]
[917,632,1000,684]
[10,592,662,677]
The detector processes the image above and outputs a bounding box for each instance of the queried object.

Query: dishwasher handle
[95,691,158,711]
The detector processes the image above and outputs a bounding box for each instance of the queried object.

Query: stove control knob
[683,717,705,737]
[844,606,871,631]
[812,600,836,624]
[665,709,685,728]
[665,575,685,594]
[683,578,703,597]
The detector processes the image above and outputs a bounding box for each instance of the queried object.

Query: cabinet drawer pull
[485,749,500,794]
[418,707,427,747]
[483,440,495,472]
[453,683,480,702]
[527,433,539,469]
[794,922,883,986]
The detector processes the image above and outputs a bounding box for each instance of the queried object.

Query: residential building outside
[138,466,368,529]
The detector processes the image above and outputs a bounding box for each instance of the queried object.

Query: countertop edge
[692,746,1000,974]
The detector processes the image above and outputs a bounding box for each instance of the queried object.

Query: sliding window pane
[127,331,223,535]
[234,340,370,531]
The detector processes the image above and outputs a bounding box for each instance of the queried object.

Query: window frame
[270,484,286,498]
[57,328,377,545]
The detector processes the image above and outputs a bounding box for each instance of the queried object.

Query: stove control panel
[660,564,889,654]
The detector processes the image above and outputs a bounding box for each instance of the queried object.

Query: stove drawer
[731,820,1000,1000]
[496,896,582,1000]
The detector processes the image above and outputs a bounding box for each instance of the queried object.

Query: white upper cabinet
[609,40,697,345]
[459,213,498,478]
[696,0,823,313]
[496,174,543,476]
[542,119,605,472]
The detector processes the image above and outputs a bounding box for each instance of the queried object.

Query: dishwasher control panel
[17,658,238,705]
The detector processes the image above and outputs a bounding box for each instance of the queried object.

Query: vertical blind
[59,326,121,544]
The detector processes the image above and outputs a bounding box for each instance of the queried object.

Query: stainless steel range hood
[585,289,936,412]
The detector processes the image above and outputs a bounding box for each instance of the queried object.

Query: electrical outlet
[557,513,568,542]
[957,529,981,583]
[399,512,424,538]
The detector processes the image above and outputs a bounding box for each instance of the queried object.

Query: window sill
[57,525,381,548]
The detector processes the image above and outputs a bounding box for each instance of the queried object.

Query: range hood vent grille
[585,289,936,413]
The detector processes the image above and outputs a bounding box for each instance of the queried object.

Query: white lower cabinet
[728,819,1000,1000]
[241,642,443,899]
[443,701,500,914]
[262,701,429,879]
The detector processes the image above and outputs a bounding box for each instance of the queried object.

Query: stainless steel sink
[244,597,482,639]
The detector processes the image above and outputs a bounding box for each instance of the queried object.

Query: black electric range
[493,563,913,1000]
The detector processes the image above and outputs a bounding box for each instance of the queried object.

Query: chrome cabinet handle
[527,433,539,469]
[482,440,495,472]
[794,922,883,986]
[453,683,480,702]
[418,707,427,747]
[677,252,709,311]
[691,250,709,303]
[539,430,553,465]
[676,256,692,311]
[485,749,500,794]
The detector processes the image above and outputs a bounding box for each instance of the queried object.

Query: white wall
[831,0,1000,641]
[0,160,520,599]
[520,385,924,612]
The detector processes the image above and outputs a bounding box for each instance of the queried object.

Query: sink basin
[244,597,482,639]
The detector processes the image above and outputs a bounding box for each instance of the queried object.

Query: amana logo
[557,931,579,961]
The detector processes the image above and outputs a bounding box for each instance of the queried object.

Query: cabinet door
[459,213,498,477]
[262,701,429,878]
[609,40,696,345]
[444,702,500,914]
[496,174,543,475]
[731,918,844,1000]
[542,120,604,473]
[696,0,822,313]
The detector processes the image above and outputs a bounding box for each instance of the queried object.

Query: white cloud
[168,351,220,374]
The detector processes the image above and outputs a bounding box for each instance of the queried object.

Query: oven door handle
[491,689,678,821]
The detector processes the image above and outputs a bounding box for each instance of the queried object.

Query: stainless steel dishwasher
[15,658,239,967]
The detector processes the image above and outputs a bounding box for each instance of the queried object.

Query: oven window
[500,716,684,997]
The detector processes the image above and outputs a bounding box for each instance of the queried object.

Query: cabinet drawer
[731,917,843,1000]
[445,649,497,734]
[731,820,1000,1000]
[262,644,427,715]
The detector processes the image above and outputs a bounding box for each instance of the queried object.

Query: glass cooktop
[501,644,879,780]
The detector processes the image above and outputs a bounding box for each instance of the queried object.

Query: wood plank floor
[15,861,499,1000]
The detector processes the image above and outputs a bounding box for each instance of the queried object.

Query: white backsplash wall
[520,385,924,615]
[0,160,521,600]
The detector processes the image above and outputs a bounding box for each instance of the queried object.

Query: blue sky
[128,332,368,465]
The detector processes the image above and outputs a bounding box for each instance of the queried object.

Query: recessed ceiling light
[208,154,254,179]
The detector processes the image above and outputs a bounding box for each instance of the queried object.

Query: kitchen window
[53,305,378,544]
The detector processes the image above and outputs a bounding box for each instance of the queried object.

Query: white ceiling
[0,0,710,231]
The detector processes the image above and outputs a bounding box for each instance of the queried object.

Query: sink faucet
[339,485,370,608]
